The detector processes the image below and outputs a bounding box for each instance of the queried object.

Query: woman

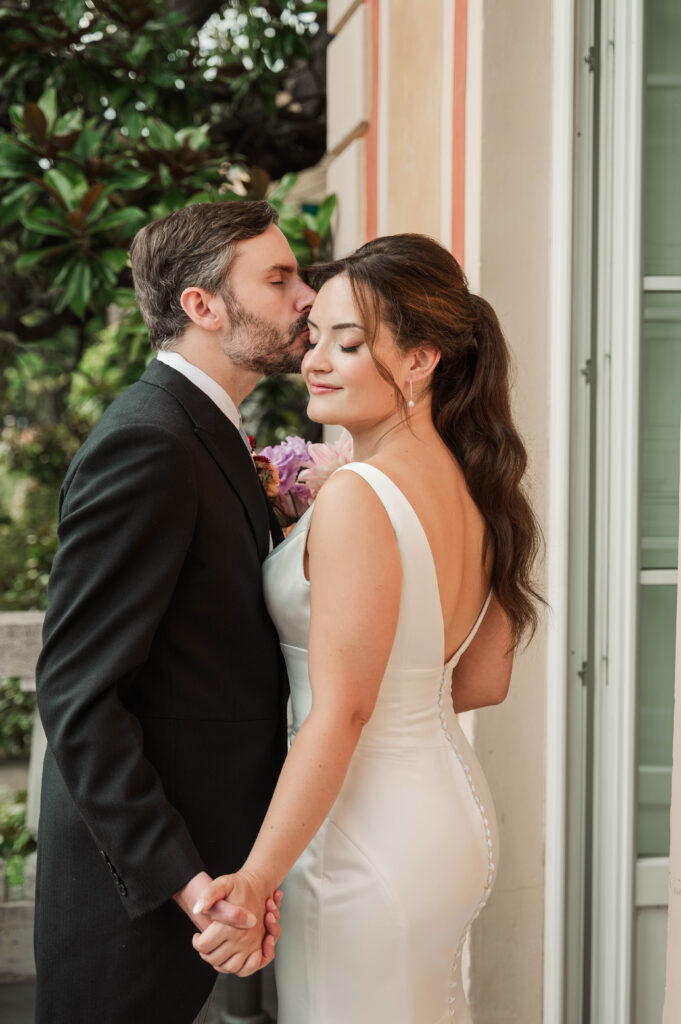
[193,234,542,1022]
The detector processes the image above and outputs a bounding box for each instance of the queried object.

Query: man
[34,200,316,1023]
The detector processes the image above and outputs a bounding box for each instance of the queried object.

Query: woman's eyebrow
[306,319,364,331]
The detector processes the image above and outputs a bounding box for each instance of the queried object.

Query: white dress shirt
[155,350,243,435]
[155,350,272,550]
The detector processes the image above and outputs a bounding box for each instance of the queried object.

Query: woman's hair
[307,233,543,646]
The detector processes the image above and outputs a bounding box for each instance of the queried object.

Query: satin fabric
[263,463,498,1023]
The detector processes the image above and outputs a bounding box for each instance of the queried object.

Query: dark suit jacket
[34,359,288,1023]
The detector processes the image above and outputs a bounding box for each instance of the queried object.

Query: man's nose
[295,280,317,310]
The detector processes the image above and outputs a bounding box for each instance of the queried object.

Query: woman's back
[370,436,491,663]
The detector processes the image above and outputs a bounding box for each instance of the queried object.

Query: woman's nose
[303,341,333,373]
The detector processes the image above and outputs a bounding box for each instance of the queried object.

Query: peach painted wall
[325,3,551,1020]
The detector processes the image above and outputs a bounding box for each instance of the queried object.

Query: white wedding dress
[262,463,498,1024]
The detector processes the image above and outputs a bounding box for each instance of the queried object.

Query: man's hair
[129,200,279,351]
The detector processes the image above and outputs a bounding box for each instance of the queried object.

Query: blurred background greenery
[0,0,332,618]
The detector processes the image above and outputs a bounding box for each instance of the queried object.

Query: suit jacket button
[118,883,128,897]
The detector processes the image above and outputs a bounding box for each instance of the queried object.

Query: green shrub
[0,790,36,866]
[0,679,36,760]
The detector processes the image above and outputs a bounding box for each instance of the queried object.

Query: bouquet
[254,430,353,529]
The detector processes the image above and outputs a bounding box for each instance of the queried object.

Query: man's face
[219,224,316,375]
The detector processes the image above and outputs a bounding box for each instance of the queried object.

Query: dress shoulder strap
[334,462,445,664]
[336,462,403,500]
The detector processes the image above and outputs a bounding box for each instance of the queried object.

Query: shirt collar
[155,350,241,431]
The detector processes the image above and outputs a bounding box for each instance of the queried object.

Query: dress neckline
[336,462,493,670]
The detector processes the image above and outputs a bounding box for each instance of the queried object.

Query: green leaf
[0,139,36,179]
[175,124,210,151]
[90,206,147,234]
[0,181,38,209]
[145,118,177,151]
[101,248,128,272]
[9,104,24,132]
[20,206,73,238]
[130,36,153,66]
[93,255,118,287]
[314,194,337,237]
[73,129,102,160]
[267,172,298,203]
[106,168,152,192]
[58,0,82,33]
[44,168,78,208]
[121,109,143,141]
[54,110,83,135]
[37,87,58,133]
[108,84,132,110]
[62,260,92,318]
[287,239,309,262]
[53,255,79,289]
[16,246,69,269]
[15,250,51,269]
[277,213,306,237]
[0,200,25,227]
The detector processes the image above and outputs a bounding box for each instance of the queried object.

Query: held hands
[192,869,282,977]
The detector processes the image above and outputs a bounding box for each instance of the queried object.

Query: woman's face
[302,274,407,430]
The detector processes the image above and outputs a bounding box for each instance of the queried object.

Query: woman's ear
[180,287,225,332]
[408,344,441,382]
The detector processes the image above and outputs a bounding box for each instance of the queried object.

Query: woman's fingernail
[193,900,205,914]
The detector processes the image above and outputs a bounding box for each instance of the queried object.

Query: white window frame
[590,3,643,1022]
[546,0,645,1021]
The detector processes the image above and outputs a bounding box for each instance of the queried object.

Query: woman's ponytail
[308,234,544,646]
[431,293,542,645]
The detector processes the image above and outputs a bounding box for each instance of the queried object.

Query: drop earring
[408,378,415,408]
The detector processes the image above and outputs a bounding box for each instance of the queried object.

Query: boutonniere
[252,431,353,529]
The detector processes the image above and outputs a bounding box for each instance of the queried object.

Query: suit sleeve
[36,423,206,919]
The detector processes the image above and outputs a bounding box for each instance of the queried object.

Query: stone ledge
[0,612,44,680]
[0,902,35,982]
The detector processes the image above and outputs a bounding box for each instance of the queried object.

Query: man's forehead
[232,225,298,273]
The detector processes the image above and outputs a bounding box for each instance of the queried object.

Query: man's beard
[219,293,308,375]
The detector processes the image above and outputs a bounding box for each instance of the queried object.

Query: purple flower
[277,482,315,519]
[259,435,311,494]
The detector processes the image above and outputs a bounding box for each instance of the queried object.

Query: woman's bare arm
[450,594,514,712]
[193,471,401,971]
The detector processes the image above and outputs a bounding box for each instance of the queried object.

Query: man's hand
[191,871,283,976]
[173,871,256,933]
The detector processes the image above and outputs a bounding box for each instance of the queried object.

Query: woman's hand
[191,870,282,976]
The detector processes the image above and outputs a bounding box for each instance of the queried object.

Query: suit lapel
[142,360,271,562]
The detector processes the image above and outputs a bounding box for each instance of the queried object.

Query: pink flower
[298,430,353,497]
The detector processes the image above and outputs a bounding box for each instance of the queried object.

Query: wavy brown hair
[307,233,543,646]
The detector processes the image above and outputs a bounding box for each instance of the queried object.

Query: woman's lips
[308,382,341,394]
